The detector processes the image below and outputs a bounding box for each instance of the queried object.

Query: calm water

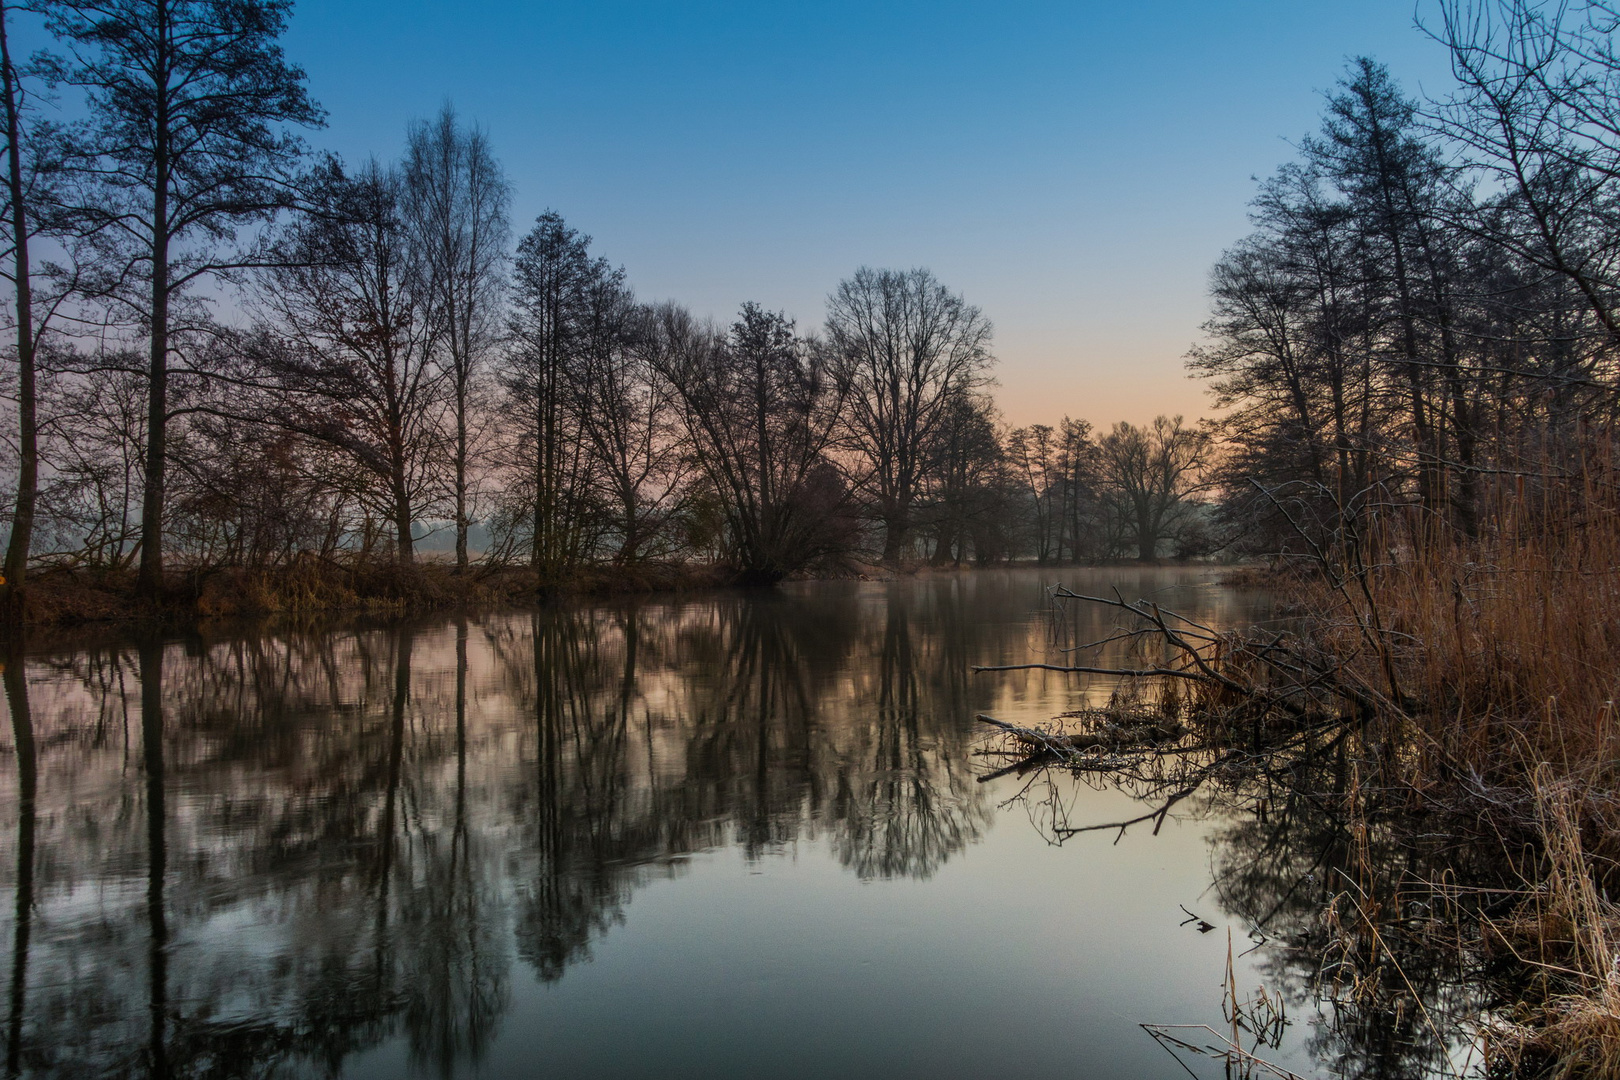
[0,568,1423,1079]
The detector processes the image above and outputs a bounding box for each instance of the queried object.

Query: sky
[35,1,1467,429]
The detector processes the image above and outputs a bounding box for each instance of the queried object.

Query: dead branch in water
[974,712,1187,753]
[1141,1023,1308,1080]
[974,585,1391,721]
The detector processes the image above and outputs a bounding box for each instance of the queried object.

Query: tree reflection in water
[4,636,33,1080]
[0,580,999,1076]
[1002,725,1508,1080]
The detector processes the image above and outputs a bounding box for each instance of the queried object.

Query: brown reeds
[979,449,1620,1074]
[1270,461,1620,1074]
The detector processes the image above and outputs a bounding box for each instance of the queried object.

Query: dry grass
[1277,456,1620,1076]
[1017,453,1620,1075]
[1483,776,1620,1077]
[0,556,741,625]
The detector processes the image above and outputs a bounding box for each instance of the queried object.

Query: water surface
[0,568,1403,1078]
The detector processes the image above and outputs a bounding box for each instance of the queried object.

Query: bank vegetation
[980,3,1620,1072]
[0,0,1230,624]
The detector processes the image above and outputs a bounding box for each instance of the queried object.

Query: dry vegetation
[978,459,1620,1077]
[2,556,748,626]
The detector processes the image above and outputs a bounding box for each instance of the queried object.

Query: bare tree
[1426,0,1620,349]
[504,211,604,580]
[645,301,850,582]
[1096,415,1209,560]
[254,161,444,563]
[403,104,508,571]
[40,0,322,595]
[34,355,145,568]
[0,0,40,595]
[1304,58,1468,525]
[569,279,684,564]
[1190,163,1392,547]
[1006,423,1061,563]
[824,267,993,564]
[922,391,1007,566]
[1055,418,1100,561]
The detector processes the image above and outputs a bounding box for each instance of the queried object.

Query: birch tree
[403,104,508,570]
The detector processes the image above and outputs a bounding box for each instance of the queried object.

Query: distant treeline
[0,1,1215,600]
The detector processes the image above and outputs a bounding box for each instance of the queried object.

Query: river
[0,567,1459,1079]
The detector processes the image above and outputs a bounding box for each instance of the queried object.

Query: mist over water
[0,568,1391,1080]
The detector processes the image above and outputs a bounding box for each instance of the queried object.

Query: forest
[0,1,1615,617]
[0,0,1224,617]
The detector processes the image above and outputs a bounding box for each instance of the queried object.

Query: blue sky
[39,1,1466,426]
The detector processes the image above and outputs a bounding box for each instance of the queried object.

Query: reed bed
[1258,465,1620,1076]
[980,460,1620,1075]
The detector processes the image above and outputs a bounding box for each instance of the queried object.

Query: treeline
[1188,7,1620,1065]
[1197,3,1620,548]
[0,1,1214,606]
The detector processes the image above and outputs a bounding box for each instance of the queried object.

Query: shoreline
[0,557,1253,630]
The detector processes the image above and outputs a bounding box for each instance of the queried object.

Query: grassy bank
[1298,496,1620,1076]
[981,492,1620,1077]
[3,557,743,626]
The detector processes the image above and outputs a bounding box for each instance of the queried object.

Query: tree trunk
[880,498,907,565]
[0,5,35,597]
[137,41,171,601]
[455,380,468,571]
[393,478,414,564]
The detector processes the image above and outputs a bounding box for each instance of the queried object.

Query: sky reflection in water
[0,568,1349,1079]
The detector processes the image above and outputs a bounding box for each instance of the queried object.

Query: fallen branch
[975,711,1188,753]
[971,661,1212,681]
[1141,1023,1308,1080]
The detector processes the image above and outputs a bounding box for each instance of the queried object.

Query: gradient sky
[40,1,1466,428]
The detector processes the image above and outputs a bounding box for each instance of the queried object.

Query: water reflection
[1005,711,1502,1080]
[3,574,1142,1077]
[1201,769,1498,1080]
[5,637,33,1080]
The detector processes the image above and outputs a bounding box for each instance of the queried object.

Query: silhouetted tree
[41,0,323,595]
[922,392,1007,565]
[0,2,47,595]
[646,301,851,582]
[824,267,993,564]
[403,104,508,571]
[1097,415,1208,560]
[504,211,607,579]
[254,160,445,563]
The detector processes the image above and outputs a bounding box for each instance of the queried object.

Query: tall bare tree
[1054,418,1099,561]
[1006,423,1061,563]
[0,0,44,596]
[568,278,684,564]
[403,104,508,571]
[41,0,322,596]
[254,160,444,563]
[504,211,604,580]
[824,267,993,564]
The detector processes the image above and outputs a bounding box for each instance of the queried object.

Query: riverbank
[3,556,1242,628]
[2,558,751,627]
[978,514,1620,1077]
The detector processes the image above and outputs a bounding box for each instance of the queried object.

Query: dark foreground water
[0,569,1470,1079]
